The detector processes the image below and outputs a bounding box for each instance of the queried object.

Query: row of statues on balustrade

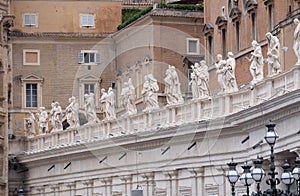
[24,22,300,136]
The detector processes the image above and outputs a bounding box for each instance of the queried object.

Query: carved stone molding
[245,0,258,14]
[229,7,241,23]
[215,16,228,30]
[162,170,178,179]
[203,23,214,37]
[187,167,204,177]
[263,0,273,6]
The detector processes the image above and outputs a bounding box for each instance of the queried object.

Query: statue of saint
[190,61,209,98]
[164,65,183,105]
[215,54,226,93]
[66,96,80,129]
[50,101,63,131]
[24,111,36,136]
[225,52,238,93]
[84,93,98,124]
[266,32,281,76]
[294,18,300,64]
[142,74,159,112]
[249,40,264,84]
[36,107,49,134]
[121,78,137,115]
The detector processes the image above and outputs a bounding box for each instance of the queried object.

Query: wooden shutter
[95,53,101,63]
[81,15,88,27]
[88,15,95,27]
[78,52,84,64]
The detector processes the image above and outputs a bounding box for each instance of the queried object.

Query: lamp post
[227,158,239,196]
[240,161,254,196]
[226,121,300,196]
[251,156,265,195]
[292,157,300,194]
[281,160,295,195]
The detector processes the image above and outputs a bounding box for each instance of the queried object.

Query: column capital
[187,167,204,176]
[162,170,178,179]
[82,179,94,187]
[100,177,112,184]
[66,182,76,188]
[120,175,132,182]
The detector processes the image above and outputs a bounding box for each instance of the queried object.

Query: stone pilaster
[83,179,94,196]
[163,170,178,196]
[120,175,132,196]
[101,177,112,196]
[188,168,204,196]
[66,182,76,196]
[50,184,60,196]
[141,172,154,196]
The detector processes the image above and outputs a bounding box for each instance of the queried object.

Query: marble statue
[66,96,80,129]
[100,88,116,120]
[266,32,281,76]
[294,18,300,64]
[106,87,116,120]
[190,61,209,99]
[224,52,238,93]
[189,71,198,99]
[121,78,137,115]
[36,107,49,134]
[164,65,184,105]
[249,40,264,84]
[50,101,63,131]
[84,93,98,123]
[24,111,36,136]
[215,54,226,93]
[142,74,159,112]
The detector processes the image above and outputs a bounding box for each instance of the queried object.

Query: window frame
[21,74,43,109]
[78,50,100,65]
[23,49,40,66]
[25,83,38,108]
[78,74,100,108]
[80,14,95,28]
[186,38,200,55]
[23,13,38,27]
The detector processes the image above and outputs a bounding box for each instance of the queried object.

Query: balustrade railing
[26,65,300,153]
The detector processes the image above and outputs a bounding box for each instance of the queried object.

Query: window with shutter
[23,14,37,27]
[81,14,95,28]
[78,51,100,64]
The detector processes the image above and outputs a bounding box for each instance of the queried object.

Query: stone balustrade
[26,65,300,153]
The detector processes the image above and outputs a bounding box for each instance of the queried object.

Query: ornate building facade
[7,0,300,196]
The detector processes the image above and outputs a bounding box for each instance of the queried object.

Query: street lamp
[292,157,300,194]
[227,158,239,196]
[281,160,295,195]
[226,121,300,196]
[240,161,254,196]
[251,156,265,195]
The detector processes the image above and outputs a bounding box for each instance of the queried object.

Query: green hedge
[118,6,153,30]
[117,4,203,30]
[158,3,203,11]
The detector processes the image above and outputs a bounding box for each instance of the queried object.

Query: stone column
[188,168,203,196]
[50,184,60,196]
[36,186,45,196]
[141,172,154,196]
[163,170,178,196]
[101,177,112,196]
[66,182,76,196]
[83,179,94,196]
[120,175,133,196]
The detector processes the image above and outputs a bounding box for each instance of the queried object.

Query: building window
[235,21,240,51]
[221,29,227,58]
[84,84,95,94]
[187,38,200,54]
[26,84,37,108]
[78,51,100,64]
[23,13,37,27]
[23,49,40,65]
[21,74,43,109]
[208,35,214,65]
[80,14,95,28]
[267,4,274,31]
[251,12,257,41]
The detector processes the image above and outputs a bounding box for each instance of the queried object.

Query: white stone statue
[121,78,137,115]
[84,93,98,124]
[50,101,63,131]
[249,40,264,84]
[189,71,198,99]
[294,18,300,64]
[266,32,281,76]
[215,54,227,93]
[224,52,238,93]
[106,87,116,120]
[66,96,80,129]
[100,88,116,120]
[24,111,36,136]
[142,74,159,112]
[36,107,49,134]
[190,61,209,99]
[164,65,184,105]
